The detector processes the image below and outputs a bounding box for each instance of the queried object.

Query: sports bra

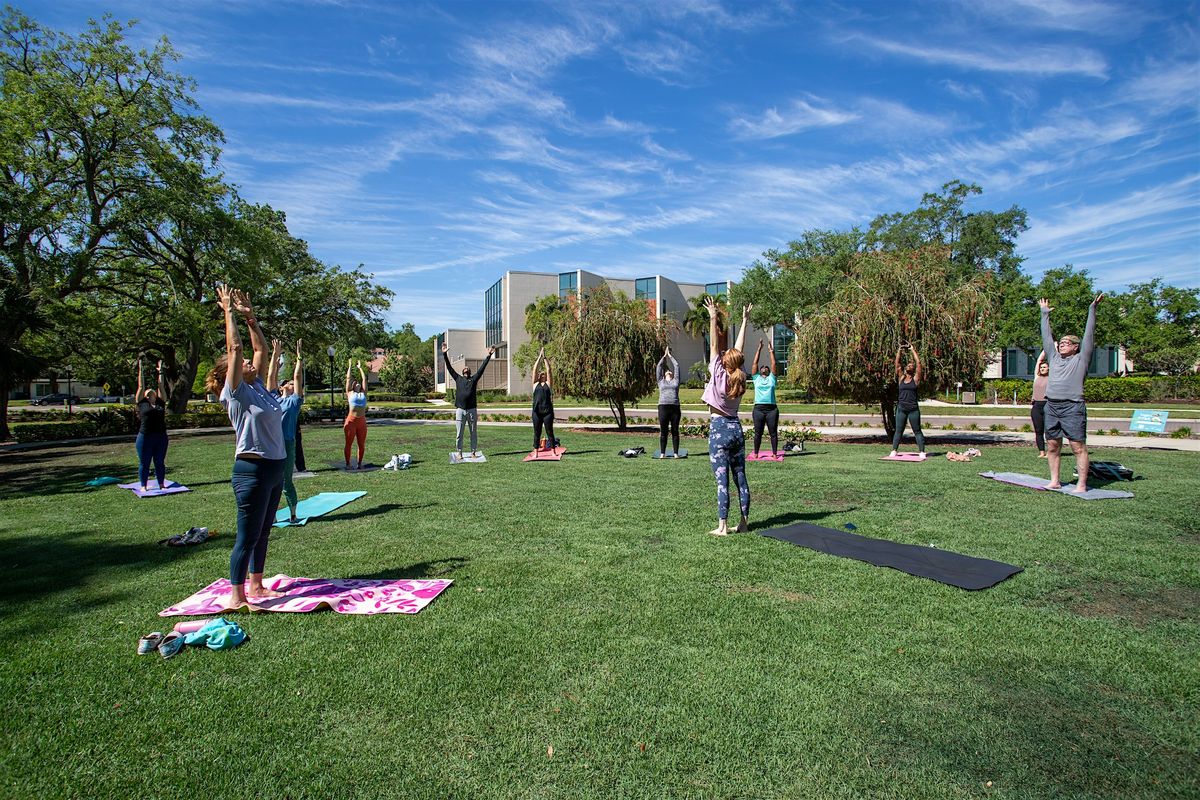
[348,391,367,408]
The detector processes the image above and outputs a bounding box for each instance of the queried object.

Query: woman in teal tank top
[750,338,779,458]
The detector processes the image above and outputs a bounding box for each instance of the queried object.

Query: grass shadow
[0,461,136,499]
[347,557,470,581]
[320,502,436,523]
[753,508,859,529]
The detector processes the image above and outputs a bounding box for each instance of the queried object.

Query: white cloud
[941,79,985,102]
[729,97,859,139]
[854,34,1108,78]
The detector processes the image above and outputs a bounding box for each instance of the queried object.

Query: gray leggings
[455,408,478,452]
[892,405,925,452]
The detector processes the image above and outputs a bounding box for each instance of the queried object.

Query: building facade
[435,270,781,395]
[983,345,1130,379]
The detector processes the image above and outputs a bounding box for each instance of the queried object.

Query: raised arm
[894,346,903,380]
[910,344,922,383]
[767,339,777,376]
[136,356,145,403]
[1038,298,1055,356]
[217,284,244,391]
[545,355,553,389]
[1036,350,1046,372]
[476,346,495,378]
[293,339,304,398]
[231,290,269,381]
[156,360,166,402]
[752,339,763,374]
[266,338,282,391]
[1082,293,1102,359]
[657,349,667,381]
[441,342,460,380]
[704,296,719,363]
[344,359,353,395]
[532,347,544,386]
[668,352,678,378]
[733,303,752,354]
[357,361,367,393]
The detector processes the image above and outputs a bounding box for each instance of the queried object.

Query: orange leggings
[343,415,367,465]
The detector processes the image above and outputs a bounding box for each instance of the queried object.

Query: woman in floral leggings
[699,296,753,536]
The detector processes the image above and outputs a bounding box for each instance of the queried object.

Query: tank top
[1032,373,1049,402]
[897,378,918,411]
[348,391,367,409]
[137,399,167,435]
[533,383,553,414]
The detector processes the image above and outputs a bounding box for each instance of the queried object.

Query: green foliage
[513,295,571,379]
[1171,426,1192,438]
[377,352,429,396]
[1119,279,1200,375]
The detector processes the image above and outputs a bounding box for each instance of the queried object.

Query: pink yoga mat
[118,480,191,497]
[746,452,784,462]
[880,453,926,462]
[159,574,452,616]
[524,446,566,461]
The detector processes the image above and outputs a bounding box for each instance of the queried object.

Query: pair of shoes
[137,632,163,655]
[138,631,185,659]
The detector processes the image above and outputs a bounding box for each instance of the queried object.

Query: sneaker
[158,631,186,660]
[137,632,163,655]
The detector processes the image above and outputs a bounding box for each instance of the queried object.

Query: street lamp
[327,346,336,423]
[66,365,73,415]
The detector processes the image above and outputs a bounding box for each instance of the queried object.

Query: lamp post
[66,365,73,415]
[327,346,336,423]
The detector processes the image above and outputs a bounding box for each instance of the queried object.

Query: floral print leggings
[708,415,750,521]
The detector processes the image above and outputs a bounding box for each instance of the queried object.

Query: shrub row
[983,375,1200,403]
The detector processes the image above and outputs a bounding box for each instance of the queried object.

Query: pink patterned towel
[159,574,452,616]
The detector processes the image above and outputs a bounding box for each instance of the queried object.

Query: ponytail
[721,349,746,399]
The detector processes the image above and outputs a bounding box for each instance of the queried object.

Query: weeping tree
[549,285,670,429]
[793,246,996,437]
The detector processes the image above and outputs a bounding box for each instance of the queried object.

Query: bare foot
[1072,485,1089,494]
[247,587,287,599]
[918,453,927,460]
[888,451,897,458]
[1046,482,1062,490]
[709,524,729,536]
[735,516,749,533]
[1038,452,1047,458]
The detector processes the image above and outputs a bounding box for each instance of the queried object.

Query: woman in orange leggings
[343,360,368,469]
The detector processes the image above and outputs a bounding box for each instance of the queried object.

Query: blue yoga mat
[274,491,367,528]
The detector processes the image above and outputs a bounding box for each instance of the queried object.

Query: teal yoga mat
[274,491,367,528]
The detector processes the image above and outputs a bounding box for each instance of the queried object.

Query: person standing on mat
[343,359,368,469]
[530,346,557,451]
[442,341,495,459]
[269,339,305,524]
[656,346,681,458]
[134,356,169,492]
[1031,350,1049,459]
[889,343,926,460]
[750,338,780,459]
[206,284,287,608]
[1040,293,1102,493]
[702,297,752,536]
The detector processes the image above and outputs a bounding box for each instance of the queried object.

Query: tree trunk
[608,397,627,430]
[880,388,897,440]
[0,393,10,442]
[168,340,201,413]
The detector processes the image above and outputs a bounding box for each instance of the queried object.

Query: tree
[793,246,996,437]
[1117,279,1200,375]
[682,292,729,354]
[378,351,428,396]
[512,294,570,378]
[0,9,221,436]
[546,285,670,429]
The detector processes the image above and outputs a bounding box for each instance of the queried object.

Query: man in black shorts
[1039,293,1103,493]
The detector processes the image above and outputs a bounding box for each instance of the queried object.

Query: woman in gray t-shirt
[656,347,681,458]
[205,284,288,610]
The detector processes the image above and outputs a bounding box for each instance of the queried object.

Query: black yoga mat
[759,523,1022,591]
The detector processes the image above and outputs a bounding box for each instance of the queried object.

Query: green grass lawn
[1,424,1197,799]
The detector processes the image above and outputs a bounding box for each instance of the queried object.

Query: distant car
[89,394,123,403]
[32,393,81,406]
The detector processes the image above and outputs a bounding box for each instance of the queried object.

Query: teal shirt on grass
[752,374,777,405]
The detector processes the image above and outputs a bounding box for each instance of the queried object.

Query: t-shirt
[1032,373,1049,402]
[701,353,745,419]
[278,395,303,441]
[137,399,167,435]
[220,378,285,460]
[657,355,680,406]
[752,374,777,405]
[1040,305,1096,402]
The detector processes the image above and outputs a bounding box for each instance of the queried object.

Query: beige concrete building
[434,270,791,396]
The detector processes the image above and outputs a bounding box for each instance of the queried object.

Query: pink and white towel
[159,574,452,616]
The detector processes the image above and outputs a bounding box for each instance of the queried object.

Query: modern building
[434,269,788,395]
[983,345,1130,379]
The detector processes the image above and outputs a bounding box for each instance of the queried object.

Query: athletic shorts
[1044,399,1087,442]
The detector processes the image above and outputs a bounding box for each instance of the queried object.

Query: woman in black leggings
[656,347,681,458]
[1031,350,1048,458]
[750,338,779,458]
[889,343,926,459]
[531,347,556,451]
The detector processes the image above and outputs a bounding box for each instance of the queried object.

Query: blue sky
[20,0,1200,336]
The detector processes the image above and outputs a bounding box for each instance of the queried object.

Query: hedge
[983,375,1200,403]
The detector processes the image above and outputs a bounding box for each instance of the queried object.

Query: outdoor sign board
[1129,409,1169,433]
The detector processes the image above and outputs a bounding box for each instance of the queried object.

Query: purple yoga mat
[159,574,453,616]
[118,480,190,497]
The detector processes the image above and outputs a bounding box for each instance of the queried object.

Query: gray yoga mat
[759,523,1022,591]
[979,471,1134,500]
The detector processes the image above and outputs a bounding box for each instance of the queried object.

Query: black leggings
[892,405,925,451]
[658,403,681,454]
[533,409,556,449]
[1031,400,1046,452]
[752,403,779,454]
[230,456,285,585]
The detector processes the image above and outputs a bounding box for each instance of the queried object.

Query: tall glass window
[635,277,656,300]
[772,325,794,375]
[485,279,503,348]
[435,333,445,384]
[705,281,728,296]
[559,271,577,301]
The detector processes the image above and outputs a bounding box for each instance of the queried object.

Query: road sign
[103,382,110,393]
[1130,410,1169,433]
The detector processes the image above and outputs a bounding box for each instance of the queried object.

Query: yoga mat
[159,574,452,616]
[760,523,1022,591]
[747,452,784,462]
[329,462,383,473]
[292,470,317,480]
[524,446,566,461]
[654,450,689,459]
[118,480,190,497]
[450,452,487,464]
[880,453,926,462]
[979,471,1134,500]
[274,491,366,528]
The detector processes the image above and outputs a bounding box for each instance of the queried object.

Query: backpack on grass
[1075,461,1134,482]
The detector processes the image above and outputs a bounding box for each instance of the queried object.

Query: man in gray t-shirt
[1039,293,1103,493]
